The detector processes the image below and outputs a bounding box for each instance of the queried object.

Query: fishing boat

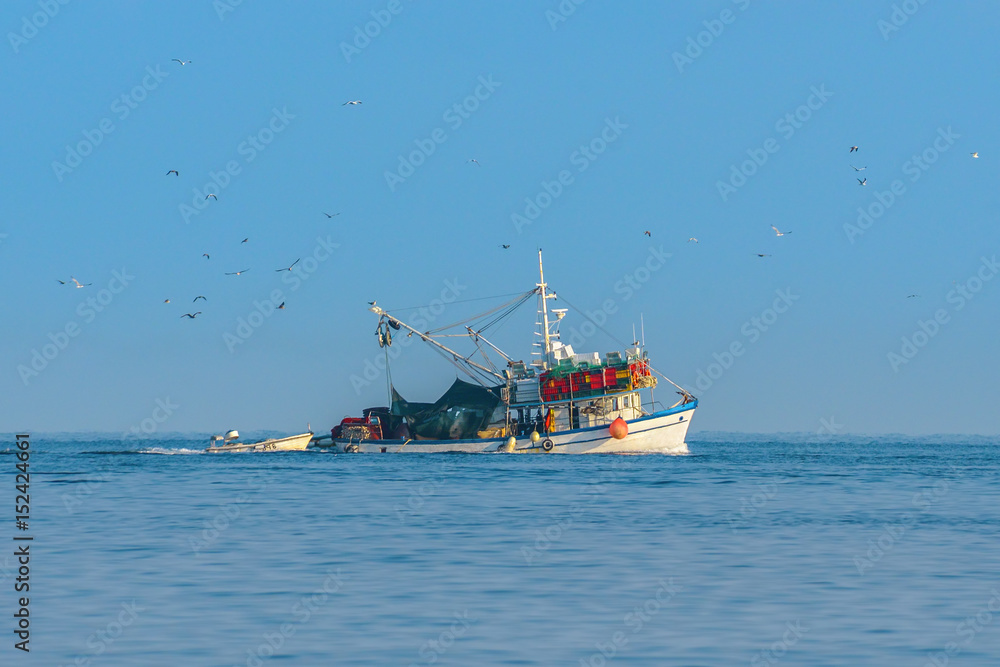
[206,430,313,453]
[320,251,697,454]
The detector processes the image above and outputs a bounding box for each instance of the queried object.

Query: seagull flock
[59,61,985,310]
[57,58,361,322]
[627,144,983,292]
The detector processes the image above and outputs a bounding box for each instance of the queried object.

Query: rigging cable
[555,294,694,400]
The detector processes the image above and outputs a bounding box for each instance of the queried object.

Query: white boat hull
[323,403,695,455]
[206,432,313,453]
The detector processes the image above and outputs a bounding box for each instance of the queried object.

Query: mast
[537,249,553,367]
[538,249,551,358]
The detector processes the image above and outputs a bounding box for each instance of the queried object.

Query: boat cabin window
[623,395,630,408]
[611,398,618,411]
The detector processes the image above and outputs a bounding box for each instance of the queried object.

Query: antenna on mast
[641,314,645,348]
[537,248,553,368]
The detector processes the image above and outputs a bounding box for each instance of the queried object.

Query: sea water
[3,434,999,666]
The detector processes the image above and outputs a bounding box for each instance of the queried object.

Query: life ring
[541,438,554,452]
[345,443,360,453]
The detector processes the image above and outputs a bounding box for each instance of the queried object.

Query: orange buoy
[609,417,628,440]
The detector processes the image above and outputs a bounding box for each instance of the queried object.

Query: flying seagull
[323,212,340,218]
[907,294,921,299]
[858,178,867,186]
[851,165,866,171]
[971,152,980,158]
[755,254,772,258]
[850,146,859,153]
[193,296,207,302]
[644,231,651,237]
[368,300,376,306]
[225,269,250,276]
[69,277,92,288]
[275,258,301,272]
[771,225,791,237]
[342,100,362,106]
[171,59,192,65]
[241,238,248,244]
[277,302,286,310]
[500,244,510,249]
[166,169,179,176]
[163,299,170,304]
[202,253,210,260]
[688,238,699,243]
[468,159,480,166]
[205,193,217,200]
[180,312,202,319]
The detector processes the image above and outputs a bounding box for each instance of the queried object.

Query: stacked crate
[538,362,635,402]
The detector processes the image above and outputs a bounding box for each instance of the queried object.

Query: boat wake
[137,447,205,455]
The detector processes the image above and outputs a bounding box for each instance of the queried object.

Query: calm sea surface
[4,434,999,666]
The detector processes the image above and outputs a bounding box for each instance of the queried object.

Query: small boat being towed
[206,430,313,453]
[322,251,697,455]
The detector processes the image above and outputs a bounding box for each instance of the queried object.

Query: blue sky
[2,1,998,435]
